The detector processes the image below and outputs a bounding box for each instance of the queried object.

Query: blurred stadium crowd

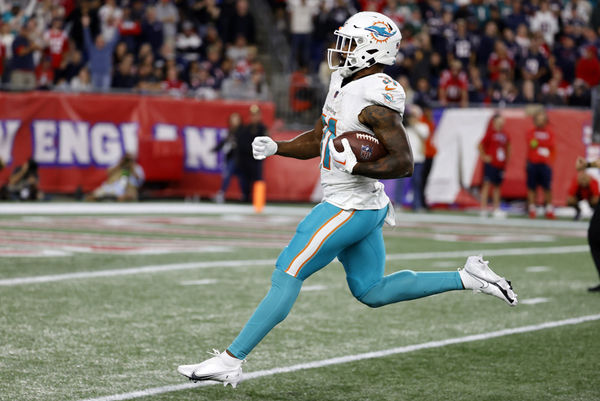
[281,0,600,108]
[1,0,268,99]
[0,0,598,106]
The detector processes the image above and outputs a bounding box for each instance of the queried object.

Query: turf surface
[0,205,599,401]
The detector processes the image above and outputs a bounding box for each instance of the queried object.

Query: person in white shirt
[529,0,559,46]
[288,0,319,68]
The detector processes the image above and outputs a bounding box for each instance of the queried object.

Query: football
[333,131,388,162]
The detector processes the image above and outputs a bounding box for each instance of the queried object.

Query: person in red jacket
[567,171,599,220]
[479,113,510,218]
[575,45,600,87]
[439,59,469,108]
[526,109,555,219]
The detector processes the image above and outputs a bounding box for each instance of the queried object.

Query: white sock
[220,351,242,366]
[458,269,480,290]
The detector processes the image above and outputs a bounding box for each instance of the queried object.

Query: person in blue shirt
[82,15,120,90]
[10,21,39,90]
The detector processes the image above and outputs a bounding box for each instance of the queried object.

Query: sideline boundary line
[78,313,600,401]
[0,245,588,286]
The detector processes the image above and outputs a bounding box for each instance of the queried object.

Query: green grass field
[1,204,599,401]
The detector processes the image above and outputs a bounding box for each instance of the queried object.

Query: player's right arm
[252,117,322,160]
[350,105,414,179]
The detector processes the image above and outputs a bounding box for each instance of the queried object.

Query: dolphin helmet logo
[365,21,396,43]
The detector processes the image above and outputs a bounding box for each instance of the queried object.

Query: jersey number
[321,114,337,170]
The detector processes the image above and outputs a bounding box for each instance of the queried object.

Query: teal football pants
[228,202,463,359]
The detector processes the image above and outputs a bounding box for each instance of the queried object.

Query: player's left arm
[353,105,413,179]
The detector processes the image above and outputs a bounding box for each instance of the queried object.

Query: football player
[178,12,517,388]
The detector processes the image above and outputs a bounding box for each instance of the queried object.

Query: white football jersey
[319,70,406,211]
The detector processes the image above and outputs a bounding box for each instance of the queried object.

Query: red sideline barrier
[0,91,316,201]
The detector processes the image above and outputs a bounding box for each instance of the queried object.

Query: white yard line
[0,259,273,286]
[179,279,218,286]
[0,203,589,229]
[525,266,552,273]
[78,313,600,401]
[0,245,589,286]
[520,298,550,305]
[0,203,309,216]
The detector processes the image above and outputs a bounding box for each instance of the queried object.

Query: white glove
[252,136,278,160]
[328,138,357,174]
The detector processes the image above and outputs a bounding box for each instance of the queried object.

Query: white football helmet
[327,12,402,78]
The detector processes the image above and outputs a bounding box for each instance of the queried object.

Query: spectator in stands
[477,21,499,66]
[553,34,578,83]
[59,49,84,83]
[213,112,242,203]
[98,0,122,42]
[224,0,255,45]
[289,64,316,112]
[395,106,428,211]
[118,6,142,51]
[504,0,527,32]
[136,63,158,92]
[592,3,600,34]
[86,153,145,202]
[288,0,318,69]
[11,20,39,90]
[478,113,510,218]
[190,63,218,100]
[488,40,514,82]
[562,0,593,28]
[6,158,41,201]
[439,59,468,107]
[569,79,592,106]
[575,45,600,88]
[515,79,537,104]
[161,65,187,97]
[112,53,137,89]
[513,23,531,60]
[325,0,355,38]
[70,66,92,91]
[36,56,54,89]
[530,1,559,46]
[520,38,549,83]
[449,19,475,68]
[467,65,486,103]
[82,15,120,90]
[155,0,179,44]
[191,0,221,30]
[236,104,267,202]
[567,170,599,220]
[526,109,555,219]
[226,35,249,64]
[141,6,163,55]
[490,71,519,105]
[413,77,436,109]
[43,18,68,72]
[176,20,202,63]
[539,79,566,106]
[0,22,14,81]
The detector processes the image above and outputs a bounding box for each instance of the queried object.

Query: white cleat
[458,256,518,306]
[177,349,244,388]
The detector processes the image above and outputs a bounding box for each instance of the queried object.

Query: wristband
[587,162,593,168]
